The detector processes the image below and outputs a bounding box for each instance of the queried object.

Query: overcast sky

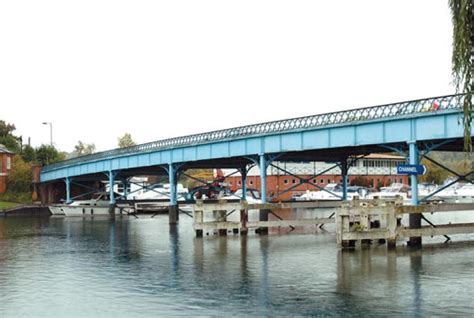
[1,1,454,153]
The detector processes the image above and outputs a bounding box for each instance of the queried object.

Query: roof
[362,153,405,160]
[0,144,15,154]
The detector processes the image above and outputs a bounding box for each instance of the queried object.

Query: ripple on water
[0,216,473,316]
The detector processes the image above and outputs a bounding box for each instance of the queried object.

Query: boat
[295,184,370,201]
[128,183,195,214]
[451,183,474,203]
[49,192,134,216]
[368,183,411,201]
[417,182,439,197]
[223,188,262,203]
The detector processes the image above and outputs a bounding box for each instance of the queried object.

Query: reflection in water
[0,216,473,316]
[411,251,422,316]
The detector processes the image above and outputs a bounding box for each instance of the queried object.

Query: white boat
[429,178,465,202]
[295,184,369,201]
[452,183,474,203]
[418,182,439,197]
[133,183,192,212]
[368,183,411,201]
[49,192,133,216]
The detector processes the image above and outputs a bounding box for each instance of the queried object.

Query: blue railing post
[65,177,72,204]
[168,163,179,224]
[408,141,421,248]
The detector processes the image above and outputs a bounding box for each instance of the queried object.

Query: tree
[21,144,37,163]
[449,0,473,152]
[6,155,32,193]
[0,120,21,152]
[73,141,96,156]
[36,144,65,166]
[118,133,136,148]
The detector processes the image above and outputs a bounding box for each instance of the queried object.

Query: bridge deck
[41,94,468,182]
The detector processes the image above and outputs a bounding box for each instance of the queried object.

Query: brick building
[224,154,410,201]
[0,145,14,194]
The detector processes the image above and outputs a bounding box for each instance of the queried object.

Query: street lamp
[42,122,53,147]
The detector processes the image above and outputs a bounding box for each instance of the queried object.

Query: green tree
[73,140,96,156]
[0,120,21,152]
[118,133,136,148]
[449,0,473,152]
[36,144,65,166]
[6,155,32,193]
[21,144,37,163]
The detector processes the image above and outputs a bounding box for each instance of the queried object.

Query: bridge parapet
[42,94,464,173]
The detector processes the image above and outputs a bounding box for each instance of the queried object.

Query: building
[224,154,409,201]
[0,145,15,194]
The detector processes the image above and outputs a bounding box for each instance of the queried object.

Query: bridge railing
[42,94,464,172]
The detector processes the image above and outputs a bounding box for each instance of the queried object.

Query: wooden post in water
[240,201,248,236]
[194,205,203,237]
[169,205,179,224]
[215,209,227,236]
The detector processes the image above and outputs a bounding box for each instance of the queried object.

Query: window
[292,179,296,184]
[249,180,254,185]
[313,179,316,184]
[238,181,241,185]
[284,179,289,184]
[320,179,324,184]
[6,157,11,170]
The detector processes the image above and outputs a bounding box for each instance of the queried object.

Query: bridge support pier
[65,177,72,204]
[108,170,116,217]
[258,154,269,235]
[340,158,349,201]
[408,141,421,248]
[168,163,179,225]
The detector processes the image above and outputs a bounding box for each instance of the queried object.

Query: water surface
[0,215,473,317]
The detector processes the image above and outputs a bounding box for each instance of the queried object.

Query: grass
[0,201,20,209]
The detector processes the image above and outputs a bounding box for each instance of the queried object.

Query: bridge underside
[58,138,467,182]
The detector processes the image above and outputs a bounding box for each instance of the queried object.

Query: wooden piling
[408,213,422,248]
[169,205,179,224]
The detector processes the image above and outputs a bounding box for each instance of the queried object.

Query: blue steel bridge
[40,93,472,221]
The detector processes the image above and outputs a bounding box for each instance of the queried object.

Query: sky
[0,1,454,153]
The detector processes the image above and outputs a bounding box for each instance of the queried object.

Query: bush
[7,156,32,193]
[0,191,32,204]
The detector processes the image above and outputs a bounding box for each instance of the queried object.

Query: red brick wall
[0,153,14,194]
[227,174,410,201]
[0,176,6,194]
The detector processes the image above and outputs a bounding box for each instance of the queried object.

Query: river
[0,214,473,316]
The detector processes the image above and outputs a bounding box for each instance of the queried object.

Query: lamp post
[42,122,53,147]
